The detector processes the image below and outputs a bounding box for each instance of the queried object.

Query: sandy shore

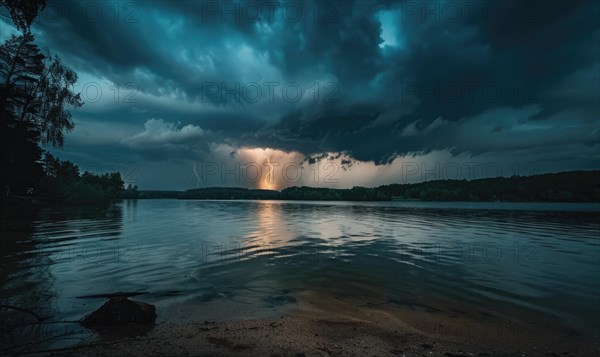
[39,292,599,357]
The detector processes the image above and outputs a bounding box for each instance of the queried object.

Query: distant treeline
[177,187,281,200]
[280,186,389,201]
[378,170,600,202]
[174,171,600,202]
[137,190,181,199]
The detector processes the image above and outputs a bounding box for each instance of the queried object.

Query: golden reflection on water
[242,201,295,257]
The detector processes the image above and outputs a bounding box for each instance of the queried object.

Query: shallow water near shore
[1,199,599,351]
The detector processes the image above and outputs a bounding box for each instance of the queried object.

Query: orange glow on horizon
[234,147,297,190]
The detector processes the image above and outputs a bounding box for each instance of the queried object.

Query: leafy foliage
[39,153,125,206]
[0,0,47,31]
[1,34,82,147]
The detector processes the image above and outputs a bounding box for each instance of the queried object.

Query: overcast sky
[2,0,598,190]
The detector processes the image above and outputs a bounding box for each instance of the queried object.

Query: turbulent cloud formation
[4,0,597,189]
[123,119,207,148]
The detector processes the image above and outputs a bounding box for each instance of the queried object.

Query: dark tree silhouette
[0,10,83,197]
[0,0,47,31]
[1,34,82,147]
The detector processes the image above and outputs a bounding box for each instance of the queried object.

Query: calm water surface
[1,200,599,347]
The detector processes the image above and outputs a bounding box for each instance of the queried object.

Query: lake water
[1,199,599,349]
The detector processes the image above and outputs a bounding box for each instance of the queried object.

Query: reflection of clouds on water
[2,200,599,345]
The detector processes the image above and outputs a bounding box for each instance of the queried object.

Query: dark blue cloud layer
[21,0,600,173]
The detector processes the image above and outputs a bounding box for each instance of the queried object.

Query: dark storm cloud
[255,0,600,162]
[23,0,600,169]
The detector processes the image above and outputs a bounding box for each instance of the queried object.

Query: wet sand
[46,292,599,357]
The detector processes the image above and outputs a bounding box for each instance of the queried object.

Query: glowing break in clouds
[187,144,546,191]
[232,147,305,190]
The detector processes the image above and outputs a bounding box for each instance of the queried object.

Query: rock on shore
[82,297,156,327]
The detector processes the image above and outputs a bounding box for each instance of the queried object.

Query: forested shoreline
[174,170,600,202]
